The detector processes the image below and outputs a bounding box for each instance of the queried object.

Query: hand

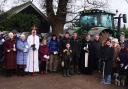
[46,56,50,59]
[116,57,120,61]
[61,61,64,67]
[125,65,128,70]
[7,50,10,52]
[83,47,86,50]
[54,51,58,55]
[13,48,16,51]
[120,63,124,68]
[44,55,47,59]
[70,58,72,62]
[1,39,5,42]
[25,45,29,49]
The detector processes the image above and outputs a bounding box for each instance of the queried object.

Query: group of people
[0,26,128,86]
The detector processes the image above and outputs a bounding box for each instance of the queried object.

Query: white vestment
[85,44,89,67]
[25,35,39,72]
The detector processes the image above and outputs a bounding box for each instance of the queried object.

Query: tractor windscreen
[80,14,113,29]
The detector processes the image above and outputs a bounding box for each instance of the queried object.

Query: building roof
[0,1,48,22]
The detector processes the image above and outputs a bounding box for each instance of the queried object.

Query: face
[21,34,26,41]
[8,32,14,39]
[13,33,16,37]
[120,35,125,42]
[95,35,99,41]
[43,39,47,45]
[65,33,70,38]
[106,41,111,46]
[66,43,70,49]
[73,32,78,38]
[86,35,91,41]
[53,36,56,40]
[32,29,36,36]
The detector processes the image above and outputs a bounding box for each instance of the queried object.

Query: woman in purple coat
[16,34,29,76]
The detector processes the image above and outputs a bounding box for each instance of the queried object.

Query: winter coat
[80,39,93,74]
[39,45,49,61]
[70,38,81,58]
[101,45,114,75]
[63,48,72,68]
[91,40,102,58]
[4,38,17,69]
[48,39,59,54]
[16,39,29,65]
[112,45,121,69]
[60,37,71,53]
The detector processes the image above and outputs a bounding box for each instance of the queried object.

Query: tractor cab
[78,9,116,36]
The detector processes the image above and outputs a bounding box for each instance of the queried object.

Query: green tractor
[76,9,127,41]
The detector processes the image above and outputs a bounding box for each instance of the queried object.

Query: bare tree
[125,0,128,3]
[40,0,108,35]
[0,0,8,13]
[1,0,108,34]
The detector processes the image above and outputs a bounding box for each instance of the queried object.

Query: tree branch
[56,0,69,19]
[65,14,79,23]
[45,0,55,18]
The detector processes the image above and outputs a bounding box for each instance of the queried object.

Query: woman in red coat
[4,32,17,76]
[39,39,49,75]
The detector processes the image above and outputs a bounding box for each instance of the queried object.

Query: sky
[1,0,128,27]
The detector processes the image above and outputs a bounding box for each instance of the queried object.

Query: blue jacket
[16,39,29,65]
[48,39,59,54]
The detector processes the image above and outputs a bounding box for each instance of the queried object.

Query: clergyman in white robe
[25,35,40,72]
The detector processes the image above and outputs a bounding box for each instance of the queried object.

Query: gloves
[31,44,36,51]
[32,47,36,51]
[31,44,35,48]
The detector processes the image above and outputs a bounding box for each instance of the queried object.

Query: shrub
[0,13,41,32]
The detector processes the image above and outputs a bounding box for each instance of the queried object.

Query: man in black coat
[80,34,93,74]
[60,32,71,54]
[91,34,102,72]
[70,32,81,74]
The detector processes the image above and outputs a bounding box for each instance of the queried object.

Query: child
[39,39,49,75]
[62,43,72,77]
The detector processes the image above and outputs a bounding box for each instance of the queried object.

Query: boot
[63,69,66,77]
[76,65,80,74]
[104,75,111,85]
[67,69,71,77]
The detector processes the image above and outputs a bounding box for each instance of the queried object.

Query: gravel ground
[0,73,127,89]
